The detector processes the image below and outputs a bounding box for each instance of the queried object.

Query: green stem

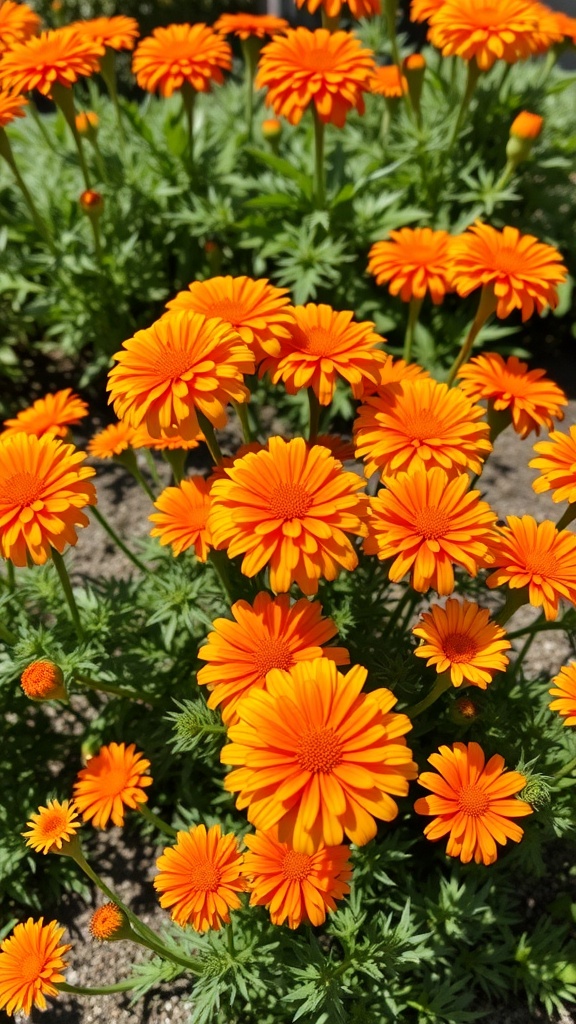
[447,59,481,152]
[553,754,576,781]
[233,400,254,444]
[321,10,339,29]
[59,980,140,996]
[51,548,84,640]
[446,284,497,386]
[142,447,162,488]
[383,586,415,637]
[6,559,15,591]
[511,628,538,680]
[182,84,196,174]
[312,107,326,210]
[405,672,452,719]
[494,159,515,193]
[138,802,178,838]
[100,49,126,150]
[384,1,415,122]
[0,131,56,252]
[115,449,156,500]
[0,619,17,645]
[75,672,157,706]
[90,506,150,575]
[403,296,423,363]
[197,411,224,466]
[494,587,528,626]
[162,448,187,485]
[91,135,108,184]
[29,101,54,147]
[209,549,235,605]
[308,387,321,443]
[556,504,576,532]
[88,213,103,263]
[507,621,568,640]
[227,916,236,957]
[52,83,91,190]
[241,38,260,141]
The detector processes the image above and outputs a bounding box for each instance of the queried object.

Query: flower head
[369,64,407,97]
[486,516,576,621]
[531,426,576,503]
[22,799,81,855]
[360,353,430,398]
[415,741,532,864]
[149,476,212,560]
[209,436,367,595]
[365,467,497,595]
[132,23,232,97]
[79,188,103,213]
[450,222,567,321]
[2,388,89,441]
[412,599,510,688]
[0,1,40,55]
[87,420,136,460]
[73,741,152,829]
[20,660,67,701]
[0,918,70,1017]
[243,829,352,929]
[510,110,543,139]
[0,27,103,97]
[368,227,453,304]
[259,303,388,405]
[214,13,289,40]
[89,904,129,941]
[0,88,27,127]
[458,354,567,438]
[154,824,247,931]
[256,27,375,127]
[295,0,381,18]
[0,433,96,566]
[427,0,544,70]
[107,311,254,440]
[197,592,349,725]
[410,0,445,22]
[549,663,576,726]
[74,16,139,52]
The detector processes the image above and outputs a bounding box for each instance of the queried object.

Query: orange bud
[262,117,282,140]
[403,53,426,71]
[510,111,543,140]
[89,903,132,942]
[80,190,103,214]
[453,695,480,720]
[75,111,99,136]
[20,660,67,701]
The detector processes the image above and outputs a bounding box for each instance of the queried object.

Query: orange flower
[1,388,89,441]
[243,828,352,928]
[412,598,510,688]
[531,426,576,503]
[414,741,532,864]
[214,13,289,40]
[295,0,381,18]
[457,354,567,439]
[87,420,136,460]
[510,110,543,139]
[360,353,430,398]
[22,799,81,855]
[369,64,407,98]
[79,189,103,213]
[486,516,576,621]
[165,275,294,362]
[132,23,232,98]
[74,15,139,52]
[0,88,27,127]
[0,1,40,55]
[354,378,491,481]
[20,660,67,701]
[73,741,152,829]
[131,424,203,452]
[89,904,128,941]
[368,227,453,304]
[0,918,70,1017]
[549,663,576,727]
[427,0,544,70]
[222,659,416,853]
[0,27,103,97]
[450,222,567,321]
[555,10,576,43]
[197,592,349,724]
[365,467,496,595]
[256,27,375,127]
[410,0,445,23]
[209,436,368,595]
[259,303,388,405]
[75,110,98,134]
[0,433,96,566]
[149,476,212,560]
[107,311,254,440]
[154,824,246,931]
[530,2,565,53]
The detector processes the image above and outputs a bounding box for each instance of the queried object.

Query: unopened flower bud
[403,53,426,115]
[89,903,133,942]
[520,775,551,810]
[80,190,103,217]
[20,660,67,702]
[506,112,543,168]
[262,117,282,141]
[451,695,480,723]
[75,111,99,136]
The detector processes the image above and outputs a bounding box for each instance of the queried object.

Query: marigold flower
[427,0,544,70]
[1,388,89,441]
[74,16,139,52]
[0,433,96,566]
[89,904,129,941]
[154,824,247,932]
[450,223,566,321]
[243,829,352,928]
[107,311,254,441]
[412,599,510,688]
[259,303,388,405]
[20,660,67,701]
[214,13,289,40]
[486,516,576,621]
[295,0,381,18]
[549,663,576,726]
[415,741,532,864]
[22,799,80,855]
[531,426,576,503]
[132,23,232,98]
[149,476,212,560]
[209,436,368,595]
[0,918,71,1017]
[354,378,491,481]
[0,27,103,97]
[87,420,136,460]
[75,110,98,134]
[369,64,407,98]
[510,110,543,140]
[368,227,453,304]
[409,0,444,23]
[223,659,416,853]
[457,354,567,439]
[256,27,375,127]
[365,467,497,595]
[0,88,27,127]
[0,1,40,55]
[197,592,349,725]
[73,741,152,829]
[165,275,294,362]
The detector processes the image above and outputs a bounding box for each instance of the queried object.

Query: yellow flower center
[154,348,195,381]
[252,636,294,678]
[303,326,336,357]
[443,632,478,663]
[490,246,525,275]
[21,661,60,699]
[268,482,313,521]
[297,727,342,774]
[282,849,313,881]
[4,471,44,508]
[205,298,248,327]
[90,903,123,940]
[414,505,451,539]
[524,550,559,581]
[458,783,490,817]
[20,950,45,984]
[38,809,68,841]
[188,859,221,892]
[403,408,443,444]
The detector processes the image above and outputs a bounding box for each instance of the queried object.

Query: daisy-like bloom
[243,829,352,929]
[1,388,89,441]
[0,27,103,97]
[0,89,27,127]
[209,436,368,595]
[368,228,453,305]
[414,741,532,864]
[22,799,81,855]
[223,659,416,853]
[410,0,445,23]
[107,311,254,441]
[361,354,430,398]
[486,516,576,621]
[165,275,294,363]
[20,660,67,701]
[0,918,70,1017]
[510,110,543,140]
[89,903,129,942]
[427,0,544,71]
[354,377,491,481]
[131,424,203,452]
[457,354,567,439]
[154,824,247,932]
[214,13,289,40]
[87,420,136,460]
[549,663,576,726]
[259,303,388,406]
[365,467,497,595]
[149,476,212,560]
[0,1,40,56]
[531,426,576,503]
[555,10,576,43]
[369,64,407,98]
[256,27,375,128]
[295,0,381,18]
[412,598,510,688]
[197,592,349,725]
[74,16,139,52]
[132,23,232,98]
[0,433,96,566]
[73,742,152,829]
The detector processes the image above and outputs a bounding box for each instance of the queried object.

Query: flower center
[98,766,131,798]
[303,46,339,73]
[90,904,123,940]
[498,371,527,399]
[302,326,336,357]
[20,951,45,985]
[4,471,44,508]
[154,347,196,382]
[414,505,451,539]
[403,408,443,444]
[282,849,313,881]
[205,298,248,327]
[491,246,525,275]
[252,636,295,678]
[188,859,221,892]
[443,632,478,663]
[524,550,559,580]
[268,482,313,521]
[458,783,490,817]
[297,727,342,774]
[39,810,68,841]
[186,507,209,532]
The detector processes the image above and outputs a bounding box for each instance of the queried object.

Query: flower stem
[384,0,415,122]
[138,802,178,838]
[241,37,260,141]
[308,387,321,443]
[0,619,17,645]
[99,48,126,150]
[162,448,187,485]
[233,400,254,444]
[405,672,452,718]
[52,83,91,190]
[0,130,56,252]
[446,284,497,385]
[321,10,339,29]
[51,548,84,641]
[196,411,224,466]
[556,504,576,532]
[142,448,163,488]
[447,58,481,152]
[90,506,151,575]
[312,107,326,209]
[403,296,423,363]
[59,981,140,996]
[554,754,576,782]
[209,549,235,605]
[115,450,156,500]
[75,672,157,706]
[494,587,528,627]
[182,84,196,174]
